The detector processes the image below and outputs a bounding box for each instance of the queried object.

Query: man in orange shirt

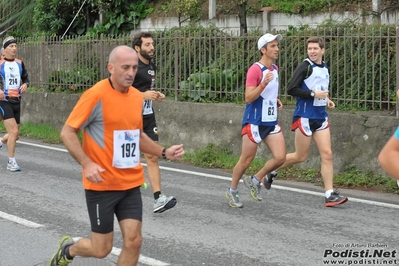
[48,45,184,266]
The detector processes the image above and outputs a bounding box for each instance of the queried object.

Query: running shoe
[154,194,177,213]
[325,190,348,207]
[262,172,277,190]
[48,236,74,266]
[243,175,262,201]
[226,188,243,208]
[7,161,20,172]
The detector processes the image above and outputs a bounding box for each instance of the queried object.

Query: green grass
[3,122,398,194]
[19,122,63,143]
[181,143,399,194]
[0,122,82,144]
[0,122,63,144]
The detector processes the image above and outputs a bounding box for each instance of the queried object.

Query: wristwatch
[310,91,315,97]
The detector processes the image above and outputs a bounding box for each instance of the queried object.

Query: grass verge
[4,122,398,194]
[0,122,81,144]
[181,143,399,194]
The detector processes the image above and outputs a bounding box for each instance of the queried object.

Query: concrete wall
[134,9,399,34]
[20,92,398,175]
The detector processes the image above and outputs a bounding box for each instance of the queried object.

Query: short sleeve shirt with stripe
[66,79,145,191]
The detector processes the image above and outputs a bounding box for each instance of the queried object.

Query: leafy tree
[0,0,36,37]
[93,0,153,35]
[32,0,152,36]
[174,0,202,22]
[33,0,70,35]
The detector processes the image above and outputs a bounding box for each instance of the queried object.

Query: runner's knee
[320,150,333,161]
[92,244,113,259]
[239,155,255,168]
[9,129,19,139]
[123,233,142,252]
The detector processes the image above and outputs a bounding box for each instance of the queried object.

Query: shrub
[46,67,99,92]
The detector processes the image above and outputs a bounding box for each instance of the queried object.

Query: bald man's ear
[107,63,113,74]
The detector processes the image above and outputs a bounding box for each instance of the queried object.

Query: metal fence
[14,27,399,115]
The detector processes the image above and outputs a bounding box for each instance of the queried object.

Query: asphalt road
[0,138,399,266]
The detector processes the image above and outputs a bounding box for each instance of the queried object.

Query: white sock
[325,189,334,198]
[8,157,15,163]
[0,140,3,145]
[252,175,261,185]
[230,187,238,193]
[271,171,277,175]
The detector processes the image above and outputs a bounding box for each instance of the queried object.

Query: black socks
[64,244,74,260]
[154,191,161,200]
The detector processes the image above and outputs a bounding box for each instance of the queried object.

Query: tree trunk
[238,2,247,35]
[86,6,90,31]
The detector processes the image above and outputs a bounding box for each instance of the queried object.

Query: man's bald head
[107,45,139,93]
[108,45,136,64]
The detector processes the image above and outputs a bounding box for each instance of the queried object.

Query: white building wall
[381,11,399,24]
[137,17,181,31]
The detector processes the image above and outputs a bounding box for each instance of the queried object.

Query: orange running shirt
[66,79,145,191]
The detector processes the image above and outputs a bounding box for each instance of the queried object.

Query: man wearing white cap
[226,33,286,208]
[264,37,348,207]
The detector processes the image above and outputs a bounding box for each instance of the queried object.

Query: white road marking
[17,140,399,210]
[111,247,170,266]
[18,140,67,152]
[8,140,398,266]
[11,141,170,265]
[71,238,170,265]
[0,210,43,228]
[156,165,399,209]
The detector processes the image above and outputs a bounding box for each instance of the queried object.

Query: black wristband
[162,147,167,160]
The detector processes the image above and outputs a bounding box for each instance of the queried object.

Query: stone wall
[20,92,398,175]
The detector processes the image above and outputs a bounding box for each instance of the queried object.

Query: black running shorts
[143,114,158,141]
[0,100,21,124]
[85,187,143,234]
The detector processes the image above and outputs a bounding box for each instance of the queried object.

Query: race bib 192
[113,129,140,169]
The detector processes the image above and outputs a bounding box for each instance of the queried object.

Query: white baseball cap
[257,33,282,50]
